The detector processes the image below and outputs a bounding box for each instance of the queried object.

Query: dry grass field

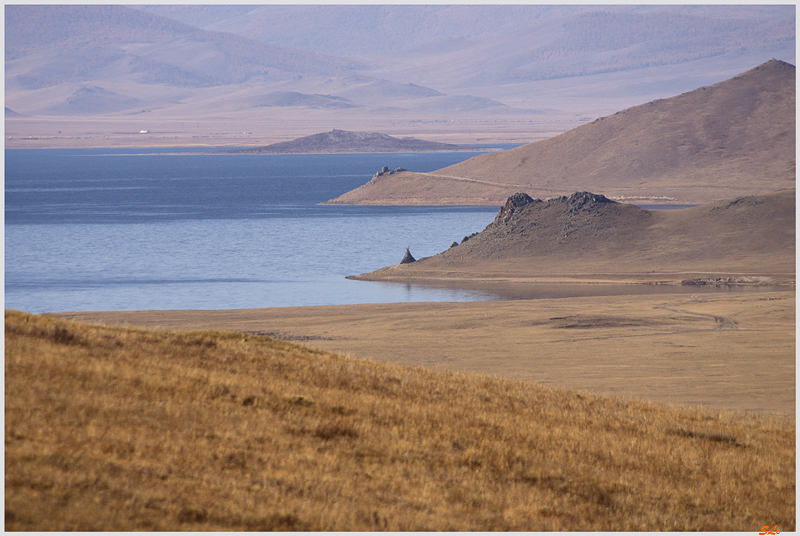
[7,309,794,531]
[59,289,796,418]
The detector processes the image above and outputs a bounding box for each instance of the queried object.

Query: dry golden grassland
[62,290,796,417]
[5,310,795,531]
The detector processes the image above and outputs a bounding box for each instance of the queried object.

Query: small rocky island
[218,130,499,154]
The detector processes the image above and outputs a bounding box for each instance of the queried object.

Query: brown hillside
[327,60,796,206]
[352,189,795,284]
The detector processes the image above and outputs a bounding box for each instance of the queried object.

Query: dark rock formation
[372,166,407,181]
[472,191,637,254]
[400,247,416,264]
[494,192,538,224]
[561,191,614,215]
[461,232,479,244]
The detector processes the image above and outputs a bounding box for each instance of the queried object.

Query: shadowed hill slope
[327,60,795,206]
[351,189,795,283]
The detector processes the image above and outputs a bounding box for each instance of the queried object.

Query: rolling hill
[5,5,359,87]
[4,4,361,115]
[5,310,795,530]
[220,130,496,154]
[350,189,795,285]
[327,60,796,206]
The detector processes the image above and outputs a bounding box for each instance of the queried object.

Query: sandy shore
[54,289,795,418]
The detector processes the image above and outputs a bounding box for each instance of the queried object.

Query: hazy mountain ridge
[515,11,795,80]
[5,5,197,60]
[48,85,145,116]
[138,5,562,56]
[135,5,794,61]
[5,5,360,91]
[5,5,511,118]
[357,9,794,100]
[254,92,358,110]
[135,5,795,88]
[5,5,795,147]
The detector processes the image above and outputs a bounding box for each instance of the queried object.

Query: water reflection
[367,280,790,302]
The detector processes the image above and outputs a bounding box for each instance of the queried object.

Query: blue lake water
[5,148,781,313]
[6,148,505,312]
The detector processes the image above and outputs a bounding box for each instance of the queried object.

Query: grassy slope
[59,290,795,417]
[327,60,795,206]
[5,310,795,531]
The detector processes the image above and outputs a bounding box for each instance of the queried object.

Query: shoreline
[5,146,505,155]
[345,271,796,287]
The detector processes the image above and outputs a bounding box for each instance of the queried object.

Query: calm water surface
[5,148,781,313]
[6,148,505,312]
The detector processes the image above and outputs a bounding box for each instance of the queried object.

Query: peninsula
[325,60,795,206]
[350,189,796,287]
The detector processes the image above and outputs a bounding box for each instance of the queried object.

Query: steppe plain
[59,288,795,418]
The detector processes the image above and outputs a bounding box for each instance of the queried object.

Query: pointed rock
[400,247,416,264]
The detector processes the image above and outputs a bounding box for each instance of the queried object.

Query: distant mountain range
[5,5,794,124]
[327,60,796,206]
[135,5,795,63]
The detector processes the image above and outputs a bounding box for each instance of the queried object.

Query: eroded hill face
[353,189,795,282]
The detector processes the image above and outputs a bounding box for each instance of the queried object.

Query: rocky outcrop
[400,248,416,264]
[372,166,407,181]
[462,190,651,258]
[494,192,538,224]
[493,191,615,225]
[563,191,613,210]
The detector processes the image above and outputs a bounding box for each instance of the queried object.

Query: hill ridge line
[326,59,795,206]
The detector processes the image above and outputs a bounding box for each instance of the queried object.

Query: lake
[6,148,507,312]
[5,148,777,314]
